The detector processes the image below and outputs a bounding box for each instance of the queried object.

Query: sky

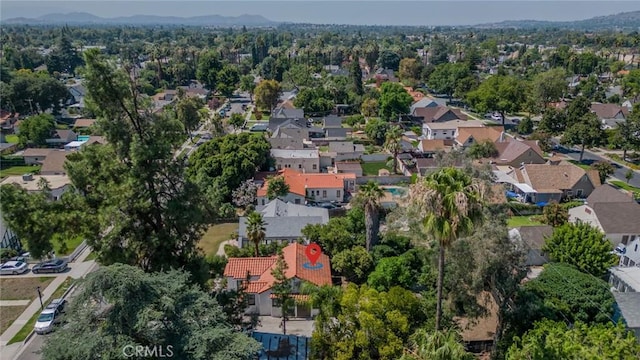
[2,1,640,26]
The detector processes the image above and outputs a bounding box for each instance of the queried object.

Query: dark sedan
[32,259,68,274]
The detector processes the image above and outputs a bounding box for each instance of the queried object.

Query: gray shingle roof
[586,184,635,205]
[239,216,326,239]
[593,202,640,234]
[514,225,553,250]
[614,292,640,328]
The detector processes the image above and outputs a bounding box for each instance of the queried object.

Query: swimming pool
[77,135,90,142]
[384,187,407,197]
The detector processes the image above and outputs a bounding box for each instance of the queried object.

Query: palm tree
[384,125,403,174]
[246,211,266,257]
[409,167,484,331]
[356,181,385,251]
[404,328,474,360]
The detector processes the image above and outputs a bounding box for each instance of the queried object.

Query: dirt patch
[0,305,28,334]
[0,277,55,301]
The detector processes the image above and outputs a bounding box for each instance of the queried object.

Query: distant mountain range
[1,12,277,26]
[474,10,640,30]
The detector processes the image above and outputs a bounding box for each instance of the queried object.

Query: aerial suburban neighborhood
[1,2,640,359]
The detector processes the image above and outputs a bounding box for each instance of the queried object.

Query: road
[551,142,640,188]
[14,266,98,360]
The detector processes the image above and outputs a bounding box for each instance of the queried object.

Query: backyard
[4,134,19,143]
[507,216,543,227]
[198,222,238,256]
[0,165,41,178]
[361,161,392,176]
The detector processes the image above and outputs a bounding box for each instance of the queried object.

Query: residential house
[489,140,545,167]
[322,115,348,139]
[23,148,53,165]
[0,110,19,132]
[613,292,640,340]
[256,168,356,205]
[590,103,629,129]
[271,149,320,173]
[423,120,484,140]
[46,130,77,147]
[410,98,438,114]
[332,162,363,177]
[454,126,504,148]
[508,161,601,204]
[0,173,72,200]
[610,266,640,293]
[454,292,499,354]
[224,242,332,317]
[268,126,307,150]
[67,83,86,109]
[412,105,467,124]
[39,150,69,175]
[328,141,365,161]
[0,210,21,251]
[374,68,398,84]
[508,226,553,266]
[272,107,304,119]
[417,139,446,155]
[569,189,640,266]
[72,118,96,130]
[238,199,329,249]
[152,90,178,113]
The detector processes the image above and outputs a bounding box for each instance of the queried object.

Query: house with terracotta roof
[224,242,332,317]
[423,120,484,140]
[257,169,356,205]
[454,126,505,148]
[506,161,601,204]
[488,139,545,167]
[238,199,329,249]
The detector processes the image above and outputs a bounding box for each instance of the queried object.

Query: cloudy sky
[2,1,640,26]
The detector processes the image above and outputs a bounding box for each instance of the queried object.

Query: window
[322,190,327,198]
[236,280,245,289]
[635,244,638,252]
[272,298,281,307]
[277,164,282,170]
[295,198,300,204]
[313,164,317,170]
[298,164,302,169]
[247,294,256,305]
[261,199,265,205]
[622,235,629,245]
[576,189,583,197]
[337,190,341,198]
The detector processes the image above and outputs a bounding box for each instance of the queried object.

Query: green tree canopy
[506,320,640,360]
[266,175,290,200]
[543,222,617,277]
[427,62,471,100]
[466,140,499,159]
[18,113,55,147]
[41,264,261,360]
[530,67,568,110]
[217,63,240,98]
[378,82,413,120]
[196,50,222,91]
[254,79,281,112]
[332,246,374,284]
[466,75,527,125]
[365,118,390,145]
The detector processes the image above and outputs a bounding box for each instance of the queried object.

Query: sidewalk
[0,246,96,359]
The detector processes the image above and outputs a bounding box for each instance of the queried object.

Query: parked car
[34,299,66,335]
[0,260,29,275]
[32,259,68,274]
[491,112,503,122]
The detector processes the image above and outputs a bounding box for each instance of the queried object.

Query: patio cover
[513,183,536,193]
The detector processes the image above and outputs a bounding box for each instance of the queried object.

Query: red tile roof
[257,169,355,197]
[224,243,332,293]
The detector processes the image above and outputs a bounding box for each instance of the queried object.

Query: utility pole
[26,98,35,114]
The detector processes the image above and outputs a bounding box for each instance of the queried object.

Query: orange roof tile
[224,257,277,278]
[225,243,332,293]
[258,169,355,197]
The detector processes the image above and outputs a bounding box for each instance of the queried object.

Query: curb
[20,282,78,346]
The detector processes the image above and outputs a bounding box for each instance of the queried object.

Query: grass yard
[0,305,28,335]
[0,165,41,178]
[567,160,591,170]
[0,277,55,301]
[199,222,238,256]
[361,161,391,176]
[5,134,19,144]
[250,111,271,121]
[84,252,97,261]
[8,277,74,345]
[610,180,640,199]
[507,216,543,227]
[55,235,84,256]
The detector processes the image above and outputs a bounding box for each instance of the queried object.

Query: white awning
[493,170,517,184]
[513,183,536,193]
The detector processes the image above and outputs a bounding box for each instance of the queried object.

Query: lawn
[0,277,55,301]
[610,180,640,199]
[8,277,74,345]
[84,252,97,261]
[567,160,591,170]
[361,161,391,176]
[0,305,28,335]
[199,222,238,256]
[0,165,41,178]
[507,216,543,227]
[5,134,19,144]
[250,111,270,121]
[55,235,84,256]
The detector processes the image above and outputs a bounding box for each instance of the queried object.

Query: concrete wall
[274,157,320,173]
[356,176,411,185]
[361,153,390,162]
[24,155,46,165]
[307,187,342,202]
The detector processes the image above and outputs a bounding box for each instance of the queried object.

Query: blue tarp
[536,202,548,207]
[506,191,518,198]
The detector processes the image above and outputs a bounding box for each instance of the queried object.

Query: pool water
[385,187,407,196]
[77,135,90,142]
